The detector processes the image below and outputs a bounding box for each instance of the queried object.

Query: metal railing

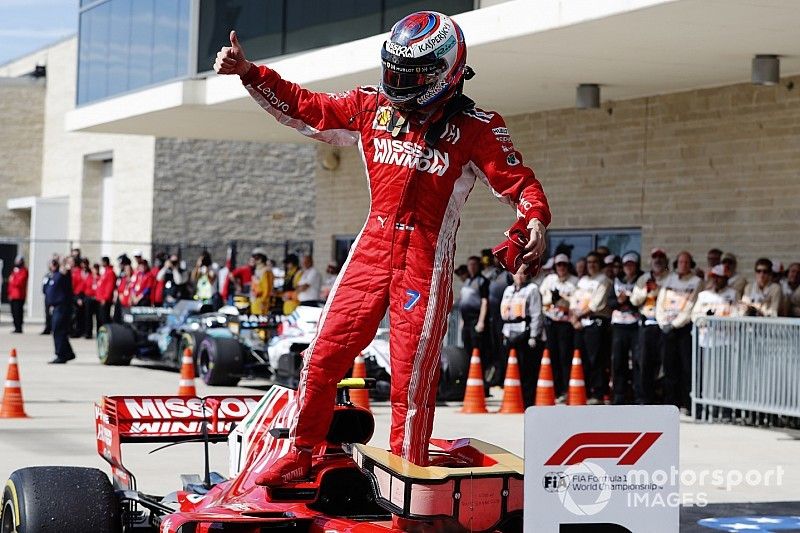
[692,316,800,420]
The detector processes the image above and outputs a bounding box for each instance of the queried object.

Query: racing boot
[255,447,312,486]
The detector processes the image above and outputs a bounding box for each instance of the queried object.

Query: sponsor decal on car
[372,138,450,176]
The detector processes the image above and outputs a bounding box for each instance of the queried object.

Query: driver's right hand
[214,30,252,77]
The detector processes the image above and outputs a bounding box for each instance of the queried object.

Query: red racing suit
[242,64,551,465]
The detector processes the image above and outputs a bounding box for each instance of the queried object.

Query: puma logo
[377,215,387,228]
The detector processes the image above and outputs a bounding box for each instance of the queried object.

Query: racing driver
[214,12,551,486]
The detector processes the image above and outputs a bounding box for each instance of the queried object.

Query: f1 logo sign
[545,432,662,466]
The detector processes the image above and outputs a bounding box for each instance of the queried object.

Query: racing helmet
[380,11,467,110]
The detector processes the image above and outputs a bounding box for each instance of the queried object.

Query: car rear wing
[123,306,173,323]
[95,395,262,490]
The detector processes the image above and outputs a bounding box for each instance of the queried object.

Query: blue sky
[0,0,78,66]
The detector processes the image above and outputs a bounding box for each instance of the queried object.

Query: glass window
[85,1,111,103]
[547,233,594,263]
[383,0,474,31]
[547,229,642,262]
[284,0,380,55]
[107,0,131,96]
[78,0,190,105]
[128,0,154,90]
[197,0,283,73]
[334,235,356,268]
[597,232,642,259]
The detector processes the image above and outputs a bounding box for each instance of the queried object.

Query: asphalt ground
[0,322,798,531]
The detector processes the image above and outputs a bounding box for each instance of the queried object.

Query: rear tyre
[197,336,243,386]
[97,324,135,366]
[1,466,120,533]
[438,346,469,402]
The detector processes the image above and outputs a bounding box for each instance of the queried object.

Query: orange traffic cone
[460,348,488,414]
[567,349,587,406]
[178,347,197,397]
[350,353,371,410]
[498,349,524,414]
[1,349,28,418]
[534,349,556,406]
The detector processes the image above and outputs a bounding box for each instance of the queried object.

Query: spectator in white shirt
[297,255,322,307]
[500,270,544,408]
[740,258,782,317]
[656,251,702,412]
[780,262,800,317]
[539,253,578,402]
[631,248,670,404]
[609,253,642,405]
[691,264,739,322]
[570,252,612,405]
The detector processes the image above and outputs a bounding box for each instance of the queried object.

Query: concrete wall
[0,38,156,263]
[151,138,316,261]
[314,75,800,276]
[0,79,44,239]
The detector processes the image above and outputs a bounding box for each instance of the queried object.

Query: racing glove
[492,218,542,277]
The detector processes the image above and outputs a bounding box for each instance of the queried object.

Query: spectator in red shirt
[114,256,132,322]
[230,254,255,298]
[8,256,28,333]
[83,262,100,339]
[131,259,154,306]
[68,256,88,338]
[96,257,116,326]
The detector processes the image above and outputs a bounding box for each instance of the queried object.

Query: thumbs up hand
[214,30,252,76]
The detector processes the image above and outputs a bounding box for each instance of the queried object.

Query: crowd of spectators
[15,247,336,364]
[455,246,800,414]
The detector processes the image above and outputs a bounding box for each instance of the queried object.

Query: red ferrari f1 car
[1,379,523,532]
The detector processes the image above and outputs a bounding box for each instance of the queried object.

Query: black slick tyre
[197,336,243,386]
[97,324,135,366]
[1,466,119,533]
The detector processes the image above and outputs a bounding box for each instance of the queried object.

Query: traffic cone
[534,349,556,406]
[1,349,29,418]
[460,348,488,414]
[567,349,587,406]
[498,349,524,414]
[350,353,370,410]
[178,347,197,397]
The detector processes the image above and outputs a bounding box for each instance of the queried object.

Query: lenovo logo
[545,432,662,466]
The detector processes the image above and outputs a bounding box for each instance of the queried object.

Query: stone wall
[0,80,44,239]
[151,138,316,261]
[314,75,800,274]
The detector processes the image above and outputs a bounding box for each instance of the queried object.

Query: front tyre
[1,467,120,533]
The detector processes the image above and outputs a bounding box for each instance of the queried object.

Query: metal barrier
[692,316,800,420]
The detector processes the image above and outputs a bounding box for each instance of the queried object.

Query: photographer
[157,254,185,308]
[190,251,217,304]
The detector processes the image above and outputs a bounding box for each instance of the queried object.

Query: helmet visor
[380,46,443,103]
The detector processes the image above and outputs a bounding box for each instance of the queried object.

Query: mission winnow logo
[372,138,450,176]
